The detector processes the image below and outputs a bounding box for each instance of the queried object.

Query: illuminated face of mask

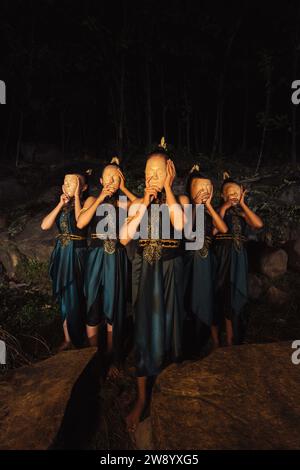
[145,155,167,191]
[101,165,120,193]
[63,174,78,198]
[190,178,212,204]
[222,182,242,205]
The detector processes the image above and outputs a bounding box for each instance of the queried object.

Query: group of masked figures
[41,141,263,433]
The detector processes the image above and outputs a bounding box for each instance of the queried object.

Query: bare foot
[56,341,72,353]
[126,399,146,434]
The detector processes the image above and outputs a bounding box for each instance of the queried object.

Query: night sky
[0,0,299,165]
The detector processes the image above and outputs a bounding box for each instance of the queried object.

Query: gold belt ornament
[90,233,117,254]
[139,239,180,248]
[139,239,180,265]
[215,233,247,252]
[197,236,212,258]
[215,233,247,242]
[56,233,86,247]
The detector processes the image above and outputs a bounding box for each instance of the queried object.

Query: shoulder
[82,196,96,208]
[178,194,190,205]
[129,197,143,206]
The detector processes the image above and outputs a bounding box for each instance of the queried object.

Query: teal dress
[184,207,215,327]
[213,206,248,341]
[84,197,127,362]
[132,193,185,377]
[49,203,87,347]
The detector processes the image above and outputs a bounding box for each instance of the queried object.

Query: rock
[0,214,7,230]
[151,342,300,450]
[135,417,154,450]
[260,248,288,279]
[284,239,300,272]
[248,273,264,300]
[37,186,60,205]
[288,224,300,242]
[0,211,57,278]
[0,347,97,450]
[14,211,57,262]
[278,183,300,206]
[0,238,26,278]
[0,177,26,204]
[266,286,289,305]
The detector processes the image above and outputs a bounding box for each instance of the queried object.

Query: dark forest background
[0,0,299,172]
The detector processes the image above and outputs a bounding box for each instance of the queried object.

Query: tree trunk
[16,110,24,168]
[211,15,243,157]
[291,42,299,166]
[161,66,167,139]
[118,54,125,157]
[2,100,14,160]
[255,77,271,174]
[145,60,152,147]
[194,112,199,153]
[242,63,249,153]
[60,110,65,159]
[183,76,191,153]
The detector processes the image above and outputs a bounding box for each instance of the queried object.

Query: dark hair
[220,172,240,193]
[185,165,210,197]
[146,147,169,162]
[101,157,123,175]
[77,170,92,200]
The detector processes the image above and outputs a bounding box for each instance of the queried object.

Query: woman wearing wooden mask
[41,172,89,350]
[120,140,187,434]
[77,157,136,378]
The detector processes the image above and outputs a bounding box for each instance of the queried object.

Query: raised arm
[204,187,228,234]
[212,201,232,236]
[119,189,158,245]
[118,169,137,203]
[164,160,186,231]
[77,186,114,229]
[41,194,68,230]
[240,188,263,229]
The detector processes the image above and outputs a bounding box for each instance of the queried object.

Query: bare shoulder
[82,196,96,209]
[127,197,143,216]
[129,197,143,208]
[178,194,190,205]
[118,196,142,209]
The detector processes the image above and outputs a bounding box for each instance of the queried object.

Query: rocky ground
[0,155,300,449]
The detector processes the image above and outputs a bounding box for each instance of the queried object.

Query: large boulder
[278,183,300,206]
[13,212,57,262]
[0,237,26,279]
[151,342,300,449]
[248,273,265,300]
[259,248,288,279]
[266,286,289,305]
[0,211,57,279]
[284,239,300,272]
[0,177,26,204]
[37,186,61,205]
[0,347,97,450]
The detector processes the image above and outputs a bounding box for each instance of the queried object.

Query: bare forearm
[206,203,228,233]
[120,204,147,245]
[77,196,102,228]
[240,202,263,229]
[41,203,63,230]
[121,186,136,202]
[165,187,185,230]
[74,195,83,222]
